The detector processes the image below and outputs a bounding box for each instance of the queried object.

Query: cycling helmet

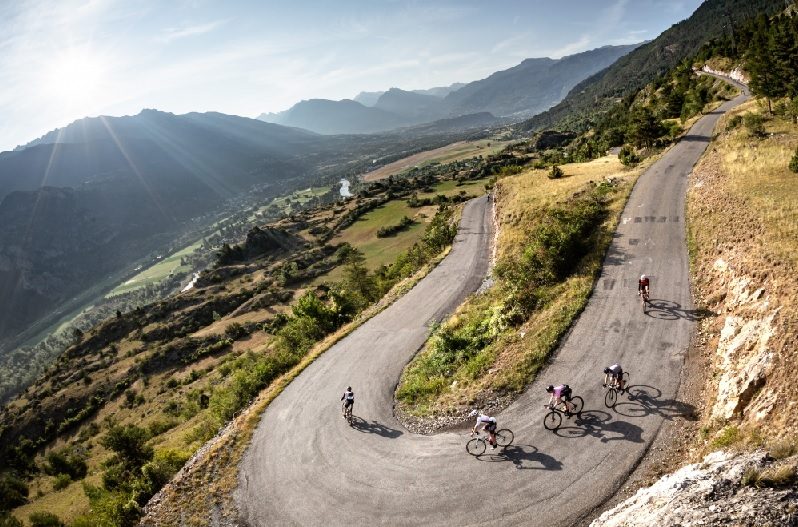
[603,367,611,374]
[640,274,647,280]
[468,409,479,417]
[546,385,554,393]
[347,386,352,391]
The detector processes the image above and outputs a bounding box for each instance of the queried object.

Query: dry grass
[362,139,510,182]
[687,98,798,447]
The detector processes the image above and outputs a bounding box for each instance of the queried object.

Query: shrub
[725,114,743,131]
[376,216,415,237]
[548,165,564,179]
[101,425,153,470]
[0,513,23,527]
[618,145,640,166]
[28,512,64,527]
[44,447,87,480]
[710,425,740,448]
[743,113,766,137]
[789,147,798,174]
[224,322,246,340]
[0,473,29,509]
[52,473,72,491]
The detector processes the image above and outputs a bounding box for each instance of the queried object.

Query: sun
[45,47,107,108]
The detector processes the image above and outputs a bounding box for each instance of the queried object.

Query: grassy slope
[363,140,509,182]
[687,99,798,448]
[396,155,652,417]
[320,178,489,283]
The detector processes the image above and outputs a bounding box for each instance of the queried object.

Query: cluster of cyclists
[341,275,651,450]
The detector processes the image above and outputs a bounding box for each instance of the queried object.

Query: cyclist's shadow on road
[645,299,713,322]
[474,445,562,471]
[348,416,403,438]
[614,384,697,422]
[553,410,644,444]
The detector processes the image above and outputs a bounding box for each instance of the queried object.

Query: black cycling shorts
[343,399,353,408]
[485,422,497,432]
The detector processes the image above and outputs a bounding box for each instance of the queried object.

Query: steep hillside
[521,0,786,131]
[444,44,638,118]
[0,149,511,526]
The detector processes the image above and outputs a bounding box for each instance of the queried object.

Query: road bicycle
[639,290,650,313]
[466,428,514,456]
[604,372,630,408]
[543,395,584,431]
[341,401,353,423]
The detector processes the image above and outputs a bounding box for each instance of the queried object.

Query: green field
[106,241,201,297]
[267,186,330,214]
[318,178,489,284]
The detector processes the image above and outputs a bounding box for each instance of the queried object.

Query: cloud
[157,19,227,43]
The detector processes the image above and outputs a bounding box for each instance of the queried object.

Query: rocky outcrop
[592,450,798,526]
[701,65,749,85]
[709,258,779,422]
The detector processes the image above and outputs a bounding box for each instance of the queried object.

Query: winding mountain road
[236,83,748,526]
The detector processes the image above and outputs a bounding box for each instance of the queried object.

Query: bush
[548,165,564,179]
[0,473,29,510]
[618,145,640,166]
[789,147,798,174]
[52,473,71,491]
[743,113,766,137]
[28,512,64,527]
[101,425,153,470]
[44,447,87,480]
[0,513,23,527]
[725,114,743,131]
[376,216,415,237]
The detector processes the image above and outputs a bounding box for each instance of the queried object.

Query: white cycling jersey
[342,391,354,401]
[475,415,496,428]
[608,364,622,374]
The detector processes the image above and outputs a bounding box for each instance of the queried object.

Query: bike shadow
[553,410,644,444]
[613,384,697,422]
[473,444,563,471]
[348,416,403,438]
[645,299,713,322]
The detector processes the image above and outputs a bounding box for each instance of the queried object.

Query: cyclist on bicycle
[546,384,574,416]
[638,274,650,298]
[469,410,497,449]
[341,386,354,417]
[603,364,626,392]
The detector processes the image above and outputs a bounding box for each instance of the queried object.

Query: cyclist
[638,274,650,299]
[546,384,574,416]
[341,386,354,418]
[469,410,498,449]
[603,364,626,392]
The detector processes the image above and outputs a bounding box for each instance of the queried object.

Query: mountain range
[258,44,639,135]
[521,0,787,131]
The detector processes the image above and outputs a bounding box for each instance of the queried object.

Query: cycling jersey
[341,390,354,402]
[607,364,623,376]
[553,385,570,399]
[475,415,496,428]
[639,278,650,291]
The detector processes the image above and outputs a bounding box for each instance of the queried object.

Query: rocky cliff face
[591,450,798,526]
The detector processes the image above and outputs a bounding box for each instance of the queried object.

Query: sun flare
[46,48,106,107]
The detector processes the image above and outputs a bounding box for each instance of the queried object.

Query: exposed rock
[592,450,798,527]
[708,258,779,422]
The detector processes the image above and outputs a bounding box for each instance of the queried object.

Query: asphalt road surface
[237,86,748,526]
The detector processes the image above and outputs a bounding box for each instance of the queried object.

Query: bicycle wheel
[495,429,514,447]
[543,411,562,430]
[466,438,486,456]
[570,396,584,415]
[604,388,617,408]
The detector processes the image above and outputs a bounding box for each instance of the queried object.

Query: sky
[0,0,705,153]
